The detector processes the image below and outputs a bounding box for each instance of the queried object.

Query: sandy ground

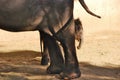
[0,30,120,80]
[0,31,120,80]
[0,1,120,80]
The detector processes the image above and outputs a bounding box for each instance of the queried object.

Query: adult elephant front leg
[42,32,64,74]
[56,19,81,79]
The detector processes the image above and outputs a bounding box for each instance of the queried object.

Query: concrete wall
[74,0,120,34]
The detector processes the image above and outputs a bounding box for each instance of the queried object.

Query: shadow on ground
[80,62,120,80]
[0,50,120,80]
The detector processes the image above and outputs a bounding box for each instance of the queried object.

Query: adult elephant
[0,0,80,79]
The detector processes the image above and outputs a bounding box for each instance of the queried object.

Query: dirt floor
[0,1,120,80]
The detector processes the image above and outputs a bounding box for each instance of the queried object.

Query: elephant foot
[41,56,49,65]
[47,65,64,74]
[56,68,81,79]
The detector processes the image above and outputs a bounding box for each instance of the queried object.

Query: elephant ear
[79,0,101,18]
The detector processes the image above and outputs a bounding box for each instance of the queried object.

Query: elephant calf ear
[75,18,82,31]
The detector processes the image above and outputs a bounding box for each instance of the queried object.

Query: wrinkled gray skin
[40,18,83,65]
[0,0,80,79]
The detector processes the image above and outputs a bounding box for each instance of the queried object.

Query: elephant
[0,0,80,79]
[0,0,101,79]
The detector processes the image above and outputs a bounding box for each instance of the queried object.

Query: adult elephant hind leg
[56,20,81,79]
[39,31,49,65]
[43,33,64,74]
[40,46,49,65]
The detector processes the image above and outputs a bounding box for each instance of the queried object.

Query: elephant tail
[78,0,101,18]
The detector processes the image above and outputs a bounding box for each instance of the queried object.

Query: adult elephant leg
[40,19,83,65]
[39,31,49,65]
[42,32,64,74]
[41,44,49,65]
[56,19,81,79]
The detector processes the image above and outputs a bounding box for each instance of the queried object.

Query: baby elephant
[40,18,83,65]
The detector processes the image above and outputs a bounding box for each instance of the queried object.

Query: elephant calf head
[75,18,83,49]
